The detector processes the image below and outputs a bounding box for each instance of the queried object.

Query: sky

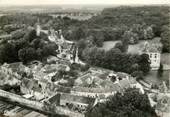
[0,0,170,6]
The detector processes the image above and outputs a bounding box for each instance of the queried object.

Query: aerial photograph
[0,0,169,117]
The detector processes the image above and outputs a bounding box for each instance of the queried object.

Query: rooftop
[60,93,95,105]
[47,93,95,105]
[142,37,162,53]
[0,34,11,39]
[22,78,42,93]
[72,85,121,93]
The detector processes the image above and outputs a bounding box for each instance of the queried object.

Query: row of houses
[0,59,145,116]
[19,65,144,115]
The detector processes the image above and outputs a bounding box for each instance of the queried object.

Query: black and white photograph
[0,0,170,117]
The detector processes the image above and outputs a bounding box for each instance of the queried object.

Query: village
[0,21,170,117]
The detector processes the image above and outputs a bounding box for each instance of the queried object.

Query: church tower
[36,19,41,36]
[75,47,79,63]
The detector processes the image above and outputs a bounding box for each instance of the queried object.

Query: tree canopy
[86,88,157,117]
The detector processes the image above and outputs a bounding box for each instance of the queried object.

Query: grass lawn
[127,40,146,54]
[100,41,120,51]
[101,40,146,53]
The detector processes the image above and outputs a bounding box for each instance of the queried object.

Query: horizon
[0,0,170,6]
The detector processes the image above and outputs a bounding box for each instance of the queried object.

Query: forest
[0,6,169,75]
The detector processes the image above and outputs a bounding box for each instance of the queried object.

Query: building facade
[141,38,162,70]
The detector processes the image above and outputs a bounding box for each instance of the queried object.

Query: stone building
[0,62,30,86]
[72,68,144,101]
[141,38,162,70]
[20,78,45,100]
[0,34,11,40]
[46,93,96,113]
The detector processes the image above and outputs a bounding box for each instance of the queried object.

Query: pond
[144,53,170,87]
[143,70,169,86]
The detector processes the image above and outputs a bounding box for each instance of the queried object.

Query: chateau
[141,38,162,70]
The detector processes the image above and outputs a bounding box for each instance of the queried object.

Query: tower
[36,19,41,36]
[36,25,41,37]
[75,47,79,63]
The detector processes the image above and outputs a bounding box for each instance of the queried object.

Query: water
[144,70,169,86]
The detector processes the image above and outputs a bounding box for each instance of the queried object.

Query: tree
[74,27,85,40]
[0,42,19,63]
[131,24,145,40]
[18,47,37,63]
[122,30,139,44]
[36,48,43,60]
[42,43,58,57]
[114,42,124,52]
[138,54,151,75]
[30,38,41,49]
[87,88,157,117]
[90,31,104,47]
[122,31,129,52]
[81,46,145,74]
[11,29,26,40]
[144,26,154,40]
[23,29,37,42]
[51,70,66,82]
[82,47,105,67]
[131,70,144,81]
[104,48,122,70]
[157,63,163,77]
[161,25,170,53]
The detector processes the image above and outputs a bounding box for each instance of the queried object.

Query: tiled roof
[22,78,42,93]
[5,62,23,72]
[60,93,95,105]
[119,79,131,89]
[142,38,162,53]
[117,72,129,78]
[128,77,137,84]
[48,94,60,104]
[0,34,11,39]
[46,83,71,93]
[72,86,119,93]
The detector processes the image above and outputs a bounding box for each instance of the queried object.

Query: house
[141,38,162,70]
[46,93,96,113]
[71,86,120,99]
[47,56,59,63]
[72,70,144,100]
[0,34,12,40]
[0,62,29,86]
[20,78,45,100]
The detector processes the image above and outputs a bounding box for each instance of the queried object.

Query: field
[101,40,146,53]
[127,40,146,54]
